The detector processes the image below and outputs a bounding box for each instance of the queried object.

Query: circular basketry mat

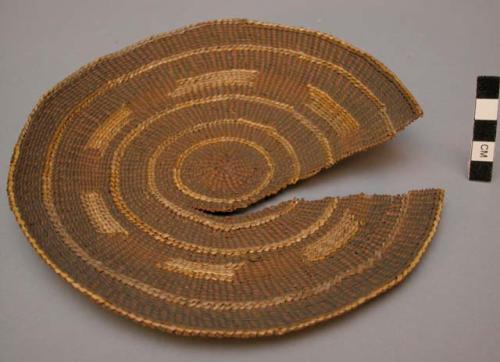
[8,19,444,338]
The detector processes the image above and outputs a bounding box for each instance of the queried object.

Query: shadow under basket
[8,19,444,338]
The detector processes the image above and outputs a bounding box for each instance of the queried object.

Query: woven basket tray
[8,19,444,338]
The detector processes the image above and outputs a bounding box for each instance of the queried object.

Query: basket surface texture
[8,19,444,338]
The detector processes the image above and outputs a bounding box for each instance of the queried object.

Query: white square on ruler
[471,141,496,162]
[475,99,499,120]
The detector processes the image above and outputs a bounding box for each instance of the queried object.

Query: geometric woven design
[8,19,444,338]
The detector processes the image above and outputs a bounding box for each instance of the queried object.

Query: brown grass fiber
[8,19,444,338]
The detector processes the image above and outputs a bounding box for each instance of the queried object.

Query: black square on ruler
[469,161,493,182]
[477,76,500,99]
[473,120,497,142]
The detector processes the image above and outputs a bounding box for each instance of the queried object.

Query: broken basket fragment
[8,19,444,338]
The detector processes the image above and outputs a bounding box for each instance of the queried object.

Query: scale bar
[469,76,499,182]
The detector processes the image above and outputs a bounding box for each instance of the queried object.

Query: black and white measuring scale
[469,76,499,182]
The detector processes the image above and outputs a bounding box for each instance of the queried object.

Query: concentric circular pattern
[175,138,274,202]
[8,19,444,338]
